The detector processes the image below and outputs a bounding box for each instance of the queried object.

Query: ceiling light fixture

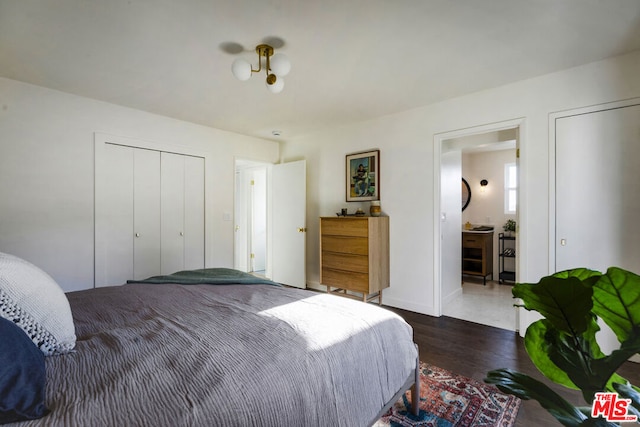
[231,44,290,94]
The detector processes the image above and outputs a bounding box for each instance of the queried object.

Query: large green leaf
[543,319,640,402]
[592,267,640,344]
[544,316,605,401]
[514,274,594,335]
[525,319,578,389]
[553,268,603,284]
[485,369,620,426]
[485,368,588,426]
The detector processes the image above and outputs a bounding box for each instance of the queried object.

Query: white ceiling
[2,0,640,141]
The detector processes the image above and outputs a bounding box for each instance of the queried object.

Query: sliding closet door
[183,155,205,271]
[556,104,640,271]
[160,153,205,274]
[96,145,161,286]
[161,152,186,275]
[95,144,134,287]
[133,149,161,280]
[555,102,640,356]
[96,139,205,285]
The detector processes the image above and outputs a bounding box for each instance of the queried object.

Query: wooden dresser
[461,231,494,285]
[319,216,389,304]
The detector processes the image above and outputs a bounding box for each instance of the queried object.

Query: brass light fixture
[231,44,291,93]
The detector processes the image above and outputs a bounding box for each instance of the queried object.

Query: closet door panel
[96,144,134,287]
[556,103,640,358]
[133,149,161,280]
[184,156,205,270]
[161,152,185,275]
[556,104,640,271]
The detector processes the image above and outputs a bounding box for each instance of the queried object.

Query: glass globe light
[266,77,284,94]
[231,58,252,81]
[269,53,290,77]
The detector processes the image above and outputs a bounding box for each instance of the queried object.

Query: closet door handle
[135,233,140,238]
[180,232,184,236]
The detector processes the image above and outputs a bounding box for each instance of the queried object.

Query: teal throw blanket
[127,268,281,287]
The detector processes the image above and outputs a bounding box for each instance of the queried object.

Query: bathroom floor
[443,278,517,331]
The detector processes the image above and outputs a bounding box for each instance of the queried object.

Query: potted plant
[485,267,640,426]
[503,219,516,236]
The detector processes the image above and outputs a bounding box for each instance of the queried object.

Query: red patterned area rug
[375,362,521,427]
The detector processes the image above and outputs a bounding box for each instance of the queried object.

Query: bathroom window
[505,163,517,213]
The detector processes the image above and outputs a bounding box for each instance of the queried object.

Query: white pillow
[0,252,76,355]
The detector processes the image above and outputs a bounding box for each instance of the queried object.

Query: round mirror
[462,178,471,211]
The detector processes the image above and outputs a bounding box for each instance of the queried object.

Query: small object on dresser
[370,201,381,217]
[341,208,348,216]
[355,208,365,217]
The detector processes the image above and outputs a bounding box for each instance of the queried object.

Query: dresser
[461,231,494,285]
[320,216,389,304]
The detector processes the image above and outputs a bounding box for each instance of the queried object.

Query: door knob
[135,233,140,237]
[180,232,184,236]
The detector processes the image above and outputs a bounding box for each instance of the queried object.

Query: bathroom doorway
[434,119,523,331]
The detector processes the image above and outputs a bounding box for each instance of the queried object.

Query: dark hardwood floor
[388,307,640,427]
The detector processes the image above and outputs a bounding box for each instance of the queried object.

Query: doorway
[234,159,308,288]
[434,119,524,331]
[234,159,269,276]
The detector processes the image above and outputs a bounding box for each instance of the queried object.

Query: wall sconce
[231,44,291,94]
[480,179,488,193]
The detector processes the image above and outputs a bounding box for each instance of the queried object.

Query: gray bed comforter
[19,283,417,426]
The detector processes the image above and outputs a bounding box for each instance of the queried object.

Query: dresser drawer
[462,235,484,248]
[321,235,368,255]
[322,252,369,274]
[321,267,369,293]
[321,218,368,237]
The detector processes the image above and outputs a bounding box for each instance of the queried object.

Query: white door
[161,152,186,275]
[234,168,250,272]
[271,160,306,288]
[133,149,161,280]
[183,155,205,271]
[251,168,267,272]
[96,145,162,285]
[555,102,640,355]
[95,143,134,287]
[556,104,640,271]
[440,150,462,305]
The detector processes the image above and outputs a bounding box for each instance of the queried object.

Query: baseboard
[306,281,324,292]
[306,281,437,316]
[443,287,462,305]
[379,296,436,316]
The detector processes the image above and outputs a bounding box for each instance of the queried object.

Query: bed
[0,254,419,427]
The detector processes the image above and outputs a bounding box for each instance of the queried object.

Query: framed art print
[346,149,379,202]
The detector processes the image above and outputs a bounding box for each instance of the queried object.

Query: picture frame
[346,149,379,202]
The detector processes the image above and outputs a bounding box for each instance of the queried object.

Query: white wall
[280,50,640,326]
[0,77,279,291]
